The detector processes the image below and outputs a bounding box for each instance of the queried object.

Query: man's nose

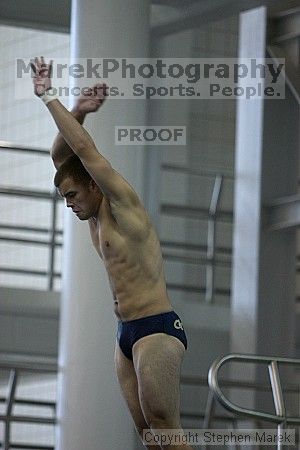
[66,200,73,208]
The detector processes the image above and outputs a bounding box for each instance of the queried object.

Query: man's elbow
[51,154,68,170]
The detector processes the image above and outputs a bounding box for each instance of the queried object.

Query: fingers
[31,57,53,78]
[49,59,53,78]
[93,82,108,91]
[30,61,37,77]
[92,82,108,99]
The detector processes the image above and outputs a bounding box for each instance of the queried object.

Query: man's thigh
[115,341,162,449]
[132,333,185,427]
[114,341,147,431]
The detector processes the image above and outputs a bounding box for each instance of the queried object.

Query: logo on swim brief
[174,319,184,331]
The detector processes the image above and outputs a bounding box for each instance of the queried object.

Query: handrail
[0,354,57,450]
[166,282,230,297]
[0,223,63,234]
[160,240,232,256]
[0,140,49,155]
[0,183,62,290]
[162,252,231,267]
[0,353,58,371]
[181,374,300,393]
[208,353,300,425]
[160,204,233,222]
[161,163,234,180]
[0,186,60,200]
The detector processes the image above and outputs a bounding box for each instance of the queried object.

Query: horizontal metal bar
[0,415,56,424]
[161,240,232,256]
[161,163,234,180]
[161,204,233,222]
[0,398,56,408]
[0,140,49,155]
[0,354,57,372]
[167,282,230,297]
[181,411,237,421]
[0,236,62,247]
[0,187,60,201]
[208,353,300,425]
[0,267,61,278]
[151,0,189,5]
[181,376,300,393]
[0,444,54,450]
[0,224,63,235]
[163,252,231,267]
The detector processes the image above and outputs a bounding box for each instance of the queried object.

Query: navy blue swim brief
[117,310,187,360]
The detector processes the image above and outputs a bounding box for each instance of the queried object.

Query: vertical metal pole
[205,219,215,303]
[203,388,216,429]
[205,175,223,303]
[202,389,216,450]
[48,190,58,291]
[268,361,286,450]
[5,369,18,450]
[231,419,241,450]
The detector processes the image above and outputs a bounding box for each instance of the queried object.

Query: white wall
[0,286,59,355]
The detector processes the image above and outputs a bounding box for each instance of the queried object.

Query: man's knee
[147,412,180,431]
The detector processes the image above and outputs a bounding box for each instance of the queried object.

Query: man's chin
[74,212,88,221]
[77,215,88,221]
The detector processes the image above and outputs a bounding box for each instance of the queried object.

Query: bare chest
[88,200,125,261]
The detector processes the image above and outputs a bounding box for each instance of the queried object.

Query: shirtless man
[31,57,192,450]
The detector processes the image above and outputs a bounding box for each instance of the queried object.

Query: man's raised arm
[50,107,85,169]
[31,57,138,204]
[50,83,107,169]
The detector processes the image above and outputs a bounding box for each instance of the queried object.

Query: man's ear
[89,179,100,192]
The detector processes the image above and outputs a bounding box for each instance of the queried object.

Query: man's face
[58,176,101,220]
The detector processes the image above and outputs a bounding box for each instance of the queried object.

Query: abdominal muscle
[112,285,173,321]
[89,200,173,321]
[107,260,173,321]
[101,235,172,321]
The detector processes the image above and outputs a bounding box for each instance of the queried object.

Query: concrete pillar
[230,6,299,407]
[56,1,150,450]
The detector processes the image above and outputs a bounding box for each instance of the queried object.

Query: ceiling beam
[151,0,300,38]
[1,0,298,36]
[266,194,300,230]
[0,0,71,33]
[151,0,200,6]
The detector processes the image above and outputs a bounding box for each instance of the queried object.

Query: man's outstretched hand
[31,57,53,97]
[31,57,107,113]
[73,83,108,115]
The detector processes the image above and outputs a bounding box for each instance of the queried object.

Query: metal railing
[206,353,300,450]
[161,163,234,303]
[180,373,300,421]
[0,141,63,291]
[0,354,58,450]
[0,142,235,301]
